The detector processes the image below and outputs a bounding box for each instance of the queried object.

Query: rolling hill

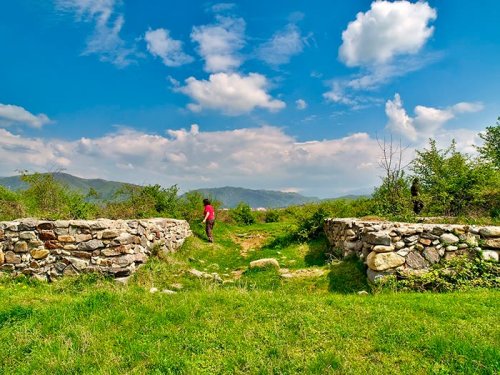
[189,187,319,208]
[0,173,133,201]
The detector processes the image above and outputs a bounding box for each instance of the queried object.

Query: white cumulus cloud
[177,72,286,115]
[295,99,307,110]
[0,103,51,128]
[0,125,384,197]
[56,0,136,67]
[191,15,245,73]
[339,0,437,67]
[144,28,193,67]
[385,93,484,142]
[257,24,305,66]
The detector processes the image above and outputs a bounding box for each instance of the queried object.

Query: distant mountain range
[190,187,319,208]
[0,173,133,201]
[0,173,367,208]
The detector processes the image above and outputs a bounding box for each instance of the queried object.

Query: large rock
[479,227,500,238]
[249,258,280,270]
[364,232,391,246]
[30,249,50,260]
[367,252,405,271]
[406,252,429,270]
[423,247,440,264]
[4,251,21,264]
[372,245,395,253]
[484,238,500,249]
[14,241,29,253]
[77,240,104,251]
[440,233,459,244]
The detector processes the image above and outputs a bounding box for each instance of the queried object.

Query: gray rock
[479,227,500,238]
[162,289,177,294]
[367,268,390,283]
[481,250,499,262]
[446,245,458,252]
[249,258,280,270]
[78,240,104,251]
[19,231,37,241]
[364,232,391,246]
[423,247,440,264]
[372,245,395,253]
[440,233,459,244]
[484,238,500,249]
[405,252,429,270]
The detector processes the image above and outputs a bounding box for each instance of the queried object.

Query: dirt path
[231,232,269,257]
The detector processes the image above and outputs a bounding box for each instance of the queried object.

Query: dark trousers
[205,219,215,242]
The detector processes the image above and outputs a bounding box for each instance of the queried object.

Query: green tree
[230,202,255,225]
[476,117,500,169]
[411,140,493,216]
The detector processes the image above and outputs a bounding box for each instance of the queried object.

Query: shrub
[264,209,280,223]
[388,254,500,292]
[230,202,255,225]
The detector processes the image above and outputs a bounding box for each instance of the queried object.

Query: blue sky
[0,0,499,197]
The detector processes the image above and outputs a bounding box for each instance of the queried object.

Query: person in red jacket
[202,198,215,243]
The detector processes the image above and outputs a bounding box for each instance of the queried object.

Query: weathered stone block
[367,251,405,271]
[406,252,429,270]
[31,249,50,260]
[440,233,459,244]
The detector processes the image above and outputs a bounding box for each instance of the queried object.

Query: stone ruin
[0,218,191,281]
[324,218,499,283]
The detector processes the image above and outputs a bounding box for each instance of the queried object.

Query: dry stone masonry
[324,218,499,283]
[0,218,191,281]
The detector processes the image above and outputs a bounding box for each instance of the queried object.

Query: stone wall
[324,218,499,283]
[0,218,191,281]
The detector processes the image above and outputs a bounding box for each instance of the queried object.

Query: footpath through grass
[0,221,499,374]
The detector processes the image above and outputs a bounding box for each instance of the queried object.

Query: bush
[0,186,25,220]
[264,209,280,223]
[230,202,255,225]
[388,254,500,292]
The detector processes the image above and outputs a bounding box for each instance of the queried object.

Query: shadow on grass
[304,235,329,267]
[328,257,369,294]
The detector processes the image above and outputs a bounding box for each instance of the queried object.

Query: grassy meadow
[1,221,499,374]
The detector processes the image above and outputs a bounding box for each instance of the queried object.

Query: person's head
[203,198,210,206]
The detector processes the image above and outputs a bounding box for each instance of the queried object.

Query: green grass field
[1,221,499,374]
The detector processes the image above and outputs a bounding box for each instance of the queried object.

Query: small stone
[357,290,369,295]
[481,250,499,262]
[189,269,204,278]
[45,241,62,250]
[32,274,48,282]
[405,235,419,243]
[19,231,37,241]
[415,244,424,251]
[458,243,469,249]
[170,283,183,290]
[367,268,391,283]
[4,251,21,264]
[115,276,130,285]
[446,245,458,252]
[63,244,78,250]
[75,234,92,243]
[161,289,177,294]
[395,241,405,250]
[0,250,4,265]
[77,239,104,251]
[58,235,75,243]
[14,241,29,253]
[440,233,459,244]
[30,249,50,260]
[39,231,57,241]
[149,287,158,294]
[249,258,280,270]
[372,244,395,253]
[419,238,432,246]
[397,248,410,257]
